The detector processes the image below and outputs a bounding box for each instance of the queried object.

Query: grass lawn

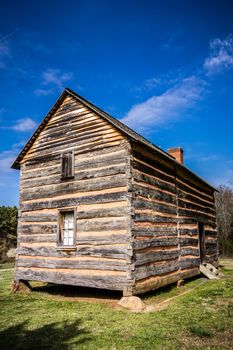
[0,260,233,350]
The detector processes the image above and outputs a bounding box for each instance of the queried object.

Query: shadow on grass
[33,283,122,301]
[141,274,204,301]
[0,319,91,350]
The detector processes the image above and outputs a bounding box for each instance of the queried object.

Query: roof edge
[11,87,217,192]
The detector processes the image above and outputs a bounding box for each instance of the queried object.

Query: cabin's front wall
[15,95,134,293]
[131,143,218,295]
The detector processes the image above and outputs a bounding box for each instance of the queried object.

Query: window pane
[62,212,74,245]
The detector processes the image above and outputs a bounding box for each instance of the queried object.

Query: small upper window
[61,151,74,179]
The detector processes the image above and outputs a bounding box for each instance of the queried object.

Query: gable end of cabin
[15,94,135,295]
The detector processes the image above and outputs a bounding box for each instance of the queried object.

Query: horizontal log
[133,169,176,194]
[21,175,127,201]
[31,123,121,154]
[17,256,129,271]
[20,214,57,222]
[132,227,177,237]
[134,185,176,205]
[18,245,130,259]
[179,237,198,246]
[77,206,130,219]
[43,119,107,141]
[22,163,126,187]
[205,230,217,238]
[76,217,128,232]
[177,180,213,203]
[180,257,200,269]
[24,155,60,170]
[26,133,124,159]
[177,188,214,209]
[134,260,180,280]
[204,254,218,264]
[24,143,128,169]
[205,246,218,255]
[179,228,198,236]
[76,234,130,245]
[178,208,215,222]
[178,198,215,216]
[132,159,175,184]
[180,267,200,279]
[21,191,128,212]
[177,169,213,197]
[22,165,60,180]
[133,270,181,295]
[180,248,200,256]
[134,249,180,266]
[36,123,112,148]
[134,213,178,224]
[133,237,178,250]
[19,234,56,243]
[15,268,130,290]
[133,149,175,176]
[133,198,177,215]
[19,224,57,235]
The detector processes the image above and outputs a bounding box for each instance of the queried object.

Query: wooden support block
[177,279,185,288]
[11,280,32,293]
[123,286,133,297]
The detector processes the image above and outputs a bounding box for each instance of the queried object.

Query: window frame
[61,150,75,180]
[57,208,77,250]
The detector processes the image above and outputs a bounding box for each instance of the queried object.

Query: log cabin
[12,87,218,296]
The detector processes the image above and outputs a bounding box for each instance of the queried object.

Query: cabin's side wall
[176,168,218,272]
[131,143,180,295]
[15,95,133,293]
[131,143,218,295]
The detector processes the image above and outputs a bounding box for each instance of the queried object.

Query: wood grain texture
[16,95,133,291]
[15,94,218,294]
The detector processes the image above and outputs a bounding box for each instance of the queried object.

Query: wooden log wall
[131,143,218,295]
[15,95,133,292]
[176,168,218,268]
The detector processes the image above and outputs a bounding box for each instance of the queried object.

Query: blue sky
[0,0,233,205]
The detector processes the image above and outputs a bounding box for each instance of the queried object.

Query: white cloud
[0,150,16,173]
[122,76,206,132]
[11,118,37,132]
[42,68,73,89]
[204,35,233,75]
[131,70,183,95]
[34,88,54,96]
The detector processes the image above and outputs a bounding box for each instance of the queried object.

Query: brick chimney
[168,147,184,164]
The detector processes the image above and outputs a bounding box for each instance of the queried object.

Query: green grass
[0,260,233,350]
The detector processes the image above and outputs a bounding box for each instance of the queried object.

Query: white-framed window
[57,209,76,247]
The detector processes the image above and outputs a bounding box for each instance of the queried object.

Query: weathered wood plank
[133,237,178,250]
[17,245,129,259]
[17,256,129,271]
[134,260,180,280]
[134,249,180,266]
[21,191,128,212]
[15,268,130,290]
[21,176,128,201]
